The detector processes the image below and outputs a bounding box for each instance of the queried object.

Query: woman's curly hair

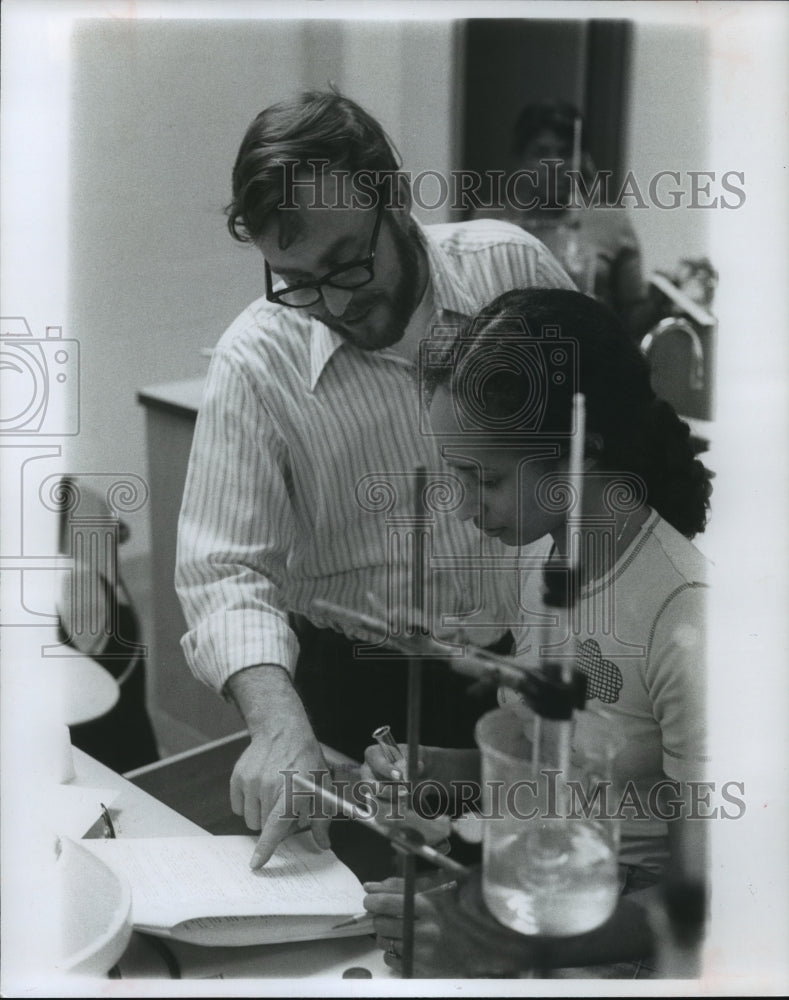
[423,288,712,539]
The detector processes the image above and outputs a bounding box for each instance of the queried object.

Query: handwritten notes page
[83,834,371,946]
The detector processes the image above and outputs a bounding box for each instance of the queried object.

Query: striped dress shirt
[175,218,574,693]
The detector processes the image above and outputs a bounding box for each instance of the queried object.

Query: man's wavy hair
[226,89,401,246]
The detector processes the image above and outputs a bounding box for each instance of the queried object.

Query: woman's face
[428,386,564,548]
[520,127,574,206]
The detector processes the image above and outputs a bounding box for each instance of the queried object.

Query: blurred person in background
[473,101,660,341]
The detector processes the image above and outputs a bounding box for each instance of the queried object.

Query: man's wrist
[225,662,300,732]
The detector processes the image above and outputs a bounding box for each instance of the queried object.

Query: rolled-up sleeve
[175,350,300,694]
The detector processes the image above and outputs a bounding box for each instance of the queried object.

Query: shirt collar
[308,217,476,391]
[309,321,345,391]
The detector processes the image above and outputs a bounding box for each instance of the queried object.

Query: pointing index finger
[250,812,293,869]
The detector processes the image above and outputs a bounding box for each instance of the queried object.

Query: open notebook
[82,834,372,946]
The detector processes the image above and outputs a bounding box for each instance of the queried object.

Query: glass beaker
[475,706,620,937]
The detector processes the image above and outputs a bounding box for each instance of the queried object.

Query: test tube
[372,725,402,766]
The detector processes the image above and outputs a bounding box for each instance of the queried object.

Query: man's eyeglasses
[265,195,385,309]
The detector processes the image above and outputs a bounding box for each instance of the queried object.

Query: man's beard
[321,220,423,352]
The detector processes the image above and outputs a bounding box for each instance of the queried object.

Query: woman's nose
[320,285,354,317]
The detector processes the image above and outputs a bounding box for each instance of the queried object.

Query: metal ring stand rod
[399,465,429,978]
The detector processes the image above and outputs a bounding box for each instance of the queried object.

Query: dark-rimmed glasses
[264,194,385,308]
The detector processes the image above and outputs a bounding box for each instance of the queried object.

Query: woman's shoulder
[647,514,710,586]
[607,512,708,625]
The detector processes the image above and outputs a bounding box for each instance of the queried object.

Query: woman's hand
[355,742,447,852]
[361,741,426,786]
[363,874,543,978]
[362,876,447,977]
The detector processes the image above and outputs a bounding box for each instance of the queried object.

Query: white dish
[56,835,133,976]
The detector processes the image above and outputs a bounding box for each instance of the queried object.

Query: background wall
[625,22,711,273]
